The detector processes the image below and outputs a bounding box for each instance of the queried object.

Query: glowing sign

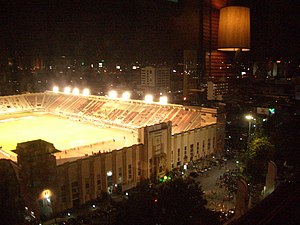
[269,108,275,115]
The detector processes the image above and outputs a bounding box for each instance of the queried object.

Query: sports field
[0,113,136,158]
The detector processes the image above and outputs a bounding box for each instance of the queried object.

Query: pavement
[190,158,238,213]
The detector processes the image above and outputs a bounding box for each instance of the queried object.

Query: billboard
[257,107,275,116]
[257,107,269,116]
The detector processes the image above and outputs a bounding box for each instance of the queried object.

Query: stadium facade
[0,92,225,218]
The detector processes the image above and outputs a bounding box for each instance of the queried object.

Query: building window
[85,178,90,194]
[154,136,161,155]
[96,174,101,191]
[71,181,79,206]
[61,185,66,203]
[138,161,141,176]
[208,138,211,150]
[213,137,215,149]
[177,148,180,162]
[184,146,187,158]
[71,181,78,194]
[118,167,122,181]
[190,144,194,160]
[196,142,199,154]
[128,164,132,180]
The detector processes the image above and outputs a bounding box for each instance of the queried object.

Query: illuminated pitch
[0,113,137,158]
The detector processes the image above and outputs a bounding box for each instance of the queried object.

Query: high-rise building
[207,79,229,101]
[141,66,156,91]
[141,66,170,92]
[183,50,198,98]
[200,0,229,80]
[156,66,171,92]
[177,0,230,103]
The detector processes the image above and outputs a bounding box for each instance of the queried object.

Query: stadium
[0,88,225,216]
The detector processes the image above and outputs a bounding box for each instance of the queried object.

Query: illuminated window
[118,167,122,181]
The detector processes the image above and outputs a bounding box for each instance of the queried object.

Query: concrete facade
[13,121,219,216]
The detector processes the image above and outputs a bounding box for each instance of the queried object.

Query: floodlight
[122,91,131,101]
[159,96,168,105]
[64,87,71,94]
[53,86,59,93]
[82,88,90,96]
[72,88,79,95]
[144,94,153,103]
[108,90,118,99]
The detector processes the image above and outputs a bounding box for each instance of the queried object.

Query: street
[190,158,238,213]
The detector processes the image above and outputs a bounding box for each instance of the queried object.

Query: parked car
[189,171,199,178]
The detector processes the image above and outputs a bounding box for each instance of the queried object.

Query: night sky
[1,0,299,63]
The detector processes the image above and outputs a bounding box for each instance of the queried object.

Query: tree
[241,133,275,185]
[157,178,219,225]
[116,178,220,225]
[116,180,159,225]
[263,113,300,169]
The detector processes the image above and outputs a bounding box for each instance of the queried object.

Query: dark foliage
[116,178,220,225]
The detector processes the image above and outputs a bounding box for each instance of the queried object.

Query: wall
[53,122,218,213]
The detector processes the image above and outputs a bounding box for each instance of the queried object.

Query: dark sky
[250,0,300,60]
[1,0,299,63]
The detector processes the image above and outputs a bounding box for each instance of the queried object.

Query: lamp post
[245,115,253,142]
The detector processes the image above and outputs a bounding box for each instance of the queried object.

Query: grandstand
[0,91,219,163]
[0,92,216,133]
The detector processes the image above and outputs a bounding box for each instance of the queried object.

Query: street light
[245,115,253,142]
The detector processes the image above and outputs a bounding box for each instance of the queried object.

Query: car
[189,171,198,178]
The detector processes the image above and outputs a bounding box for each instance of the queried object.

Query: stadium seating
[0,92,216,134]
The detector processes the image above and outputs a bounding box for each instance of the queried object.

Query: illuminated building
[207,79,229,101]
[141,66,171,92]
[0,91,224,217]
